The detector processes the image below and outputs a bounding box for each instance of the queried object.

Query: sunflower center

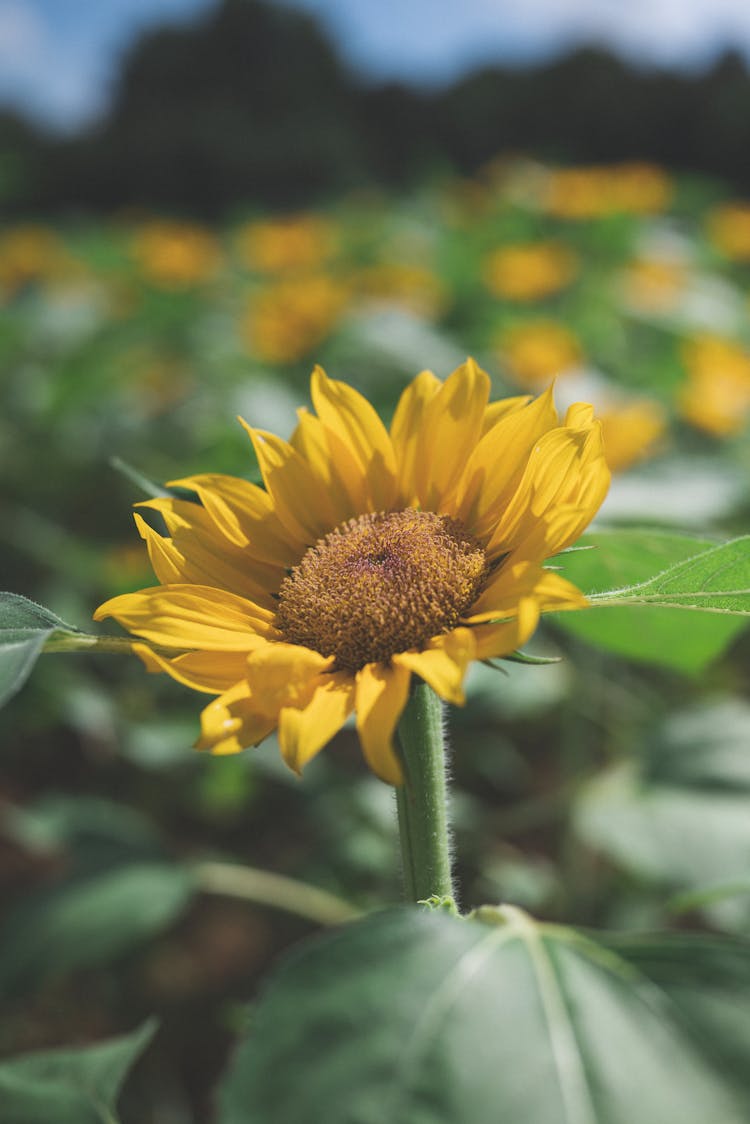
[275,509,489,672]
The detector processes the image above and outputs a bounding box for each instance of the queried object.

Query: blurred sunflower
[95,361,609,784]
[483,242,577,302]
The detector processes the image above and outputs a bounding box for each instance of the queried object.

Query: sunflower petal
[310,366,398,510]
[278,672,356,773]
[394,628,475,705]
[355,662,411,785]
[196,681,277,755]
[133,642,256,694]
[470,603,541,660]
[166,472,301,565]
[134,509,280,609]
[411,358,491,510]
[481,395,532,435]
[454,384,558,536]
[464,561,587,622]
[488,417,610,560]
[240,421,335,542]
[94,584,278,650]
[390,369,442,504]
[245,642,335,714]
[290,408,369,520]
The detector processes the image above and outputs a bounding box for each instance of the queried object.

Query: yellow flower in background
[498,319,583,387]
[241,275,348,364]
[95,362,609,784]
[707,203,750,261]
[541,163,672,219]
[236,215,337,274]
[0,225,74,297]
[353,262,449,319]
[131,221,222,289]
[679,334,750,436]
[483,242,577,302]
[599,400,667,472]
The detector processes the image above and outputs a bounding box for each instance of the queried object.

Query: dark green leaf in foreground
[0,592,81,707]
[0,1018,156,1124]
[552,531,748,671]
[218,906,750,1124]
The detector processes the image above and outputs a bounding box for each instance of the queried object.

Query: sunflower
[95,361,609,784]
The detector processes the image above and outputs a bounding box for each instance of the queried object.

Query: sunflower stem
[395,681,455,905]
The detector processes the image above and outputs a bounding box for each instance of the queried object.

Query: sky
[4,0,750,131]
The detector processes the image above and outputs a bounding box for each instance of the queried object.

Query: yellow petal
[132,642,256,694]
[394,628,476,705]
[490,420,610,560]
[464,561,587,622]
[470,604,541,660]
[390,369,442,505]
[240,421,335,543]
[290,408,368,520]
[310,366,398,510]
[278,672,356,773]
[481,395,532,435]
[94,584,279,650]
[454,384,558,537]
[355,662,411,785]
[133,510,280,610]
[245,642,335,715]
[167,472,301,566]
[411,358,491,511]
[196,680,277,755]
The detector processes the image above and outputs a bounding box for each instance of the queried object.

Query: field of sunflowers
[3,158,750,1120]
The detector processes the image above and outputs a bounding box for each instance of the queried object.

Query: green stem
[42,632,178,657]
[192,860,360,926]
[395,680,455,904]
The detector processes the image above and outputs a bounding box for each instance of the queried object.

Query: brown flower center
[275,509,488,671]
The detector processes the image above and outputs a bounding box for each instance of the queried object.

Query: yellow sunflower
[95,361,609,784]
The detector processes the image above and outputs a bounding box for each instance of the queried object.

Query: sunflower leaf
[0,1017,157,1124]
[0,593,81,708]
[109,456,199,503]
[217,906,750,1124]
[551,530,748,671]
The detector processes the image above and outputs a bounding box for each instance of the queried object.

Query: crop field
[3,158,750,1120]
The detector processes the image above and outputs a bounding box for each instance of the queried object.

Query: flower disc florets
[276,509,489,671]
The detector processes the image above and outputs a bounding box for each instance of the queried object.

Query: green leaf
[592,536,750,614]
[0,797,195,995]
[551,531,748,671]
[109,456,198,502]
[0,593,80,634]
[0,593,81,707]
[0,1018,157,1124]
[218,906,749,1124]
[573,699,750,932]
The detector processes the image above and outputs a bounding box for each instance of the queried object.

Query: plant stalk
[395,680,455,904]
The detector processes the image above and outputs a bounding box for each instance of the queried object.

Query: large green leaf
[0,593,80,707]
[0,1018,156,1124]
[218,906,749,1124]
[552,531,748,671]
[591,536,750,614]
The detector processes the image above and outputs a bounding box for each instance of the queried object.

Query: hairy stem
[395,681,455,904]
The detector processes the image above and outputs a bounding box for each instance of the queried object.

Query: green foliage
[0,593,80,706]
[0,1019,156,1124]
[218,906,750,1124]
[0,797,194,996]
[553,531,749,671]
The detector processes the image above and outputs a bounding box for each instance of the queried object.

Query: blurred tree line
[3,0,750,216]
